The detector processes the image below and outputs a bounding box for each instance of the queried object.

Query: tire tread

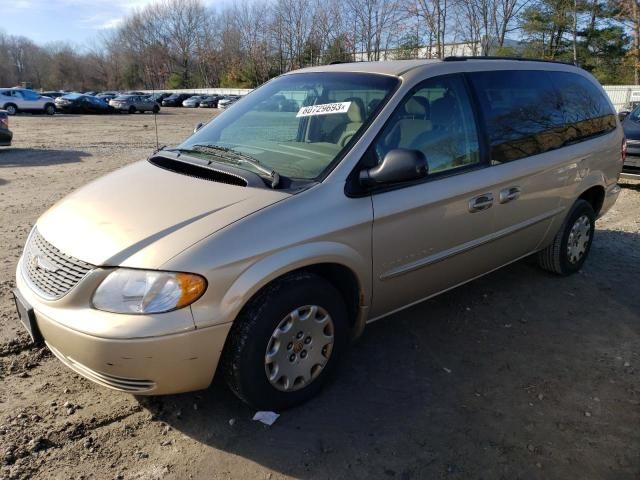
[537,199,595,275]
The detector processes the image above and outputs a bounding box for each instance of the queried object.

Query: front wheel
[128,106,136,114]
[44,104,56,115]
[222,272,349,410]
[537,199,596,275]
[5,104,17,115]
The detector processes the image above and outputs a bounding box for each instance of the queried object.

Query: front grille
[22,228,93,299]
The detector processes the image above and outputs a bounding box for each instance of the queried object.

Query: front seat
[411,93,460,172]
[382,97,432,150]
[328,97,366,147]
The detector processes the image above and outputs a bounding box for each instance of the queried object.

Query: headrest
[430,95,455,127]
[344,97,365,123]
[404,97,428,117]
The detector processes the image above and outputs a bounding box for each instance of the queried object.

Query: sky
[2,0,219,48]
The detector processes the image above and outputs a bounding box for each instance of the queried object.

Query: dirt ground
[0,109,639,480]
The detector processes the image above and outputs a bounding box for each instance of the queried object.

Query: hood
[36,160,289,268]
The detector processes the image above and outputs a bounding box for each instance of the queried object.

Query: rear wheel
[222,272,349,410]
[5,104,17,115]
[128,106,136,114]
[537,199,596,275]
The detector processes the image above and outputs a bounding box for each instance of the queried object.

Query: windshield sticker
[296,101,352,118]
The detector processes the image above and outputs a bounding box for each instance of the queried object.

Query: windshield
[630,105,640,121]
[178,72,399,181]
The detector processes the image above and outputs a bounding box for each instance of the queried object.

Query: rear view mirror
[359,149,428,187]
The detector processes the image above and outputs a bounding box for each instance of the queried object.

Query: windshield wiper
[177,144,280,188]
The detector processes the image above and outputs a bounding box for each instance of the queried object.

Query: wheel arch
[577,184,605,216]
[218,242,370,339]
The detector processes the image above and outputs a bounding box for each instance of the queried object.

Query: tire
[44,103,55,115]
[537,199,596,275]
[5,104,17,115]
[128,106,136,114]
[222,272,349,410]
[152,105,160,114]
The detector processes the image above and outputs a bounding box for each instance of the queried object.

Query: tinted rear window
[552,72,616,144]
[469,70,616,162]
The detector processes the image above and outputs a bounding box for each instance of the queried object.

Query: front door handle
[468,193,494,212]
[499,186,521,204]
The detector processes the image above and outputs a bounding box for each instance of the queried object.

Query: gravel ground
[1,109,639,480]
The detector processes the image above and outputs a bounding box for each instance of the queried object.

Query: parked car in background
[109,95,160,113]
[182,96,206,108]
[199,95,222,108]
[217,95,240,109]
[41,91,65,99]
[0,88,56,115]
[162,93,193,107]
[55,93,113,114]
[146,93,171,104]
[255,94,299,112]
[0,110,12,146]
[621,104,640,177]
[96,92,119,103]
[126,91,146,95]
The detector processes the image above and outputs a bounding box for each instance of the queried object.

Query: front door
[368,74,502,319]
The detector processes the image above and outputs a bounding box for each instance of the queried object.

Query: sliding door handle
[499,186,521,204]
[468,193,494,212]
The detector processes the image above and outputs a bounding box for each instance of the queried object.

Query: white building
[354,39,521,62]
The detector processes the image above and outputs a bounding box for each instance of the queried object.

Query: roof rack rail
[443,56,575,66]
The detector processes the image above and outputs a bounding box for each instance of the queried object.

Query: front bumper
[15,260,232,395]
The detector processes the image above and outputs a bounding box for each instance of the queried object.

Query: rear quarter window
[552,72,616,144]
[469,70,616,163]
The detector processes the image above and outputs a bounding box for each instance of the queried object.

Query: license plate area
[12,289,43,345]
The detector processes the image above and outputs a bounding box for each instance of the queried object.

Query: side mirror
[359,149,428,187]
[193,122,204,133]
[618,111,630,122]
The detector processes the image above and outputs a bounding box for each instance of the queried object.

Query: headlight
[92,269,207,314]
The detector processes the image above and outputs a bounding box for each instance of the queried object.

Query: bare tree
[407,0,449,58]
[347,0,403,60]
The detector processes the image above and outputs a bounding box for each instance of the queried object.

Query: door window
[22,90,40,101]
[372,75,481,175]
[469,70,566,163]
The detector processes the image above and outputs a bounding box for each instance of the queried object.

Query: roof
[289,60,441,76]
[287,57,582,77]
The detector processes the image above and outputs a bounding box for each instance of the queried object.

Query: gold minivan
[14,59,624,410]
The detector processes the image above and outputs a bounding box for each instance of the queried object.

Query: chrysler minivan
[14,58,623,410]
